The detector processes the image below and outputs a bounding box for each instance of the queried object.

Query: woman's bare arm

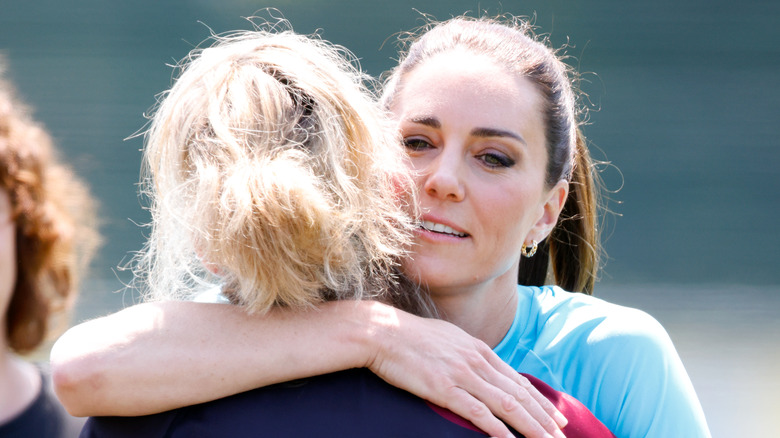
[50,300,566,438]
[50,300,377,417]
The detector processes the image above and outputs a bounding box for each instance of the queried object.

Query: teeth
[421,220,467,237]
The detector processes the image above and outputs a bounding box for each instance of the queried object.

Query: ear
[196,247,224,276]
[529,179,569,242]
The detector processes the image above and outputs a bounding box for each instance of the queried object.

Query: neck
[430,275,519,348]
[0,341,41,424]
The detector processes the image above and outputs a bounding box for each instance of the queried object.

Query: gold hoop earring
[521,240,538,258]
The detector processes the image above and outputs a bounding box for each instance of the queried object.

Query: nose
[422,148,465,202]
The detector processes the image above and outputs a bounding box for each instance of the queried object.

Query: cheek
[389,170,410,196]
[0,223,17,315]
[388,172,419,216]
[405,153,433,175]
[479,187,540,244]
[399,256,420,283]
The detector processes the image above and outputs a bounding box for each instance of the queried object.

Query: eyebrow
[470,127,527,145]
[409,116,440,129]
[408,116,527,146]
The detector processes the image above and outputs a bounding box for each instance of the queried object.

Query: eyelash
[403,138,431,151]
[403,138,516,169]
[477,152,515,168]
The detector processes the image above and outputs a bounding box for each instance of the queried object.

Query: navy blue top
[81,367,614,437]
[1,367,85,438]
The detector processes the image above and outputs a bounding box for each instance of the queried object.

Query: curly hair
[0,62,100,354]
[136,25,433,316]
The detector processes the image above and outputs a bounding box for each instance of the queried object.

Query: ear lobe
[196,247,224,276]
[530,180,569,242]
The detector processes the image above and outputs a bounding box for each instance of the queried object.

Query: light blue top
[494,285,711,438]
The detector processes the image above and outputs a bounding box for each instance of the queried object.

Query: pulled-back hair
[0,62,100,353]
[137,26,433,315]
[382,16,602,293]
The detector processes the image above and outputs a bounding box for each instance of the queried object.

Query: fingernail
[554,411,568,428]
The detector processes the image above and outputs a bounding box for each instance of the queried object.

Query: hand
[363,303,567,438]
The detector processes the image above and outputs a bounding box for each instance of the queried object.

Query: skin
[392,49,568,347]
[0,189,42,424]
[51,50,570,438]
[0,190,14,340]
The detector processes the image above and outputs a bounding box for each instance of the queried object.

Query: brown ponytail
[517,130,601,294]
[549,129,600,293]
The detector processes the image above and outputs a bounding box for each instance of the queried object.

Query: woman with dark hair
[52,15,709,438]
[58,24,613,438]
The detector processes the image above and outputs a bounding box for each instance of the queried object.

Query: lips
[420,220,468,237]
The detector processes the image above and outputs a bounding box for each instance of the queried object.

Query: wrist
[361,300,402,371]
[328,300,399,370]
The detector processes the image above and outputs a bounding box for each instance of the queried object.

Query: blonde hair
[136,26,429,314]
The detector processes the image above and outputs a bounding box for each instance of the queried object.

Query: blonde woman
[54,16,708,438]
[129,28,430,316]
[66,28,613,437]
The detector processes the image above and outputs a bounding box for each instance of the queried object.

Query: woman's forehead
[393,52,545,137]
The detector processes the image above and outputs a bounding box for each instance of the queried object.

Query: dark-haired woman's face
[391,50,567,298]
[0,189,16,321]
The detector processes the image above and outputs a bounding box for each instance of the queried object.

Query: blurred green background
[1,0,777,435]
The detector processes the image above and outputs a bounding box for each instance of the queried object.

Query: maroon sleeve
[425,372,616,437]
[521,373,616,438]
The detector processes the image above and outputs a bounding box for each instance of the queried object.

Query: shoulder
[528,285,671,350]
[525,287,710,437]
[503,285,672,372]
[528,286,677,377]
[83,369,490,437]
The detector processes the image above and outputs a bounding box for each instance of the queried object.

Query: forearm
[50,300,384,417]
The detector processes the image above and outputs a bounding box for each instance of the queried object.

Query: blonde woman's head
[138,27,424,314]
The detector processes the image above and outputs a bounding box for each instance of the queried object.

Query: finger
[464,357,564,437]
[439,387,518,438]
[500,385,565,438]
[460,377,563,438]
[483,353,568,429]
[513,373,568,428]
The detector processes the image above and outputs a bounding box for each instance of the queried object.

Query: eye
[403,138,433,151]
[477,152,515,168]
